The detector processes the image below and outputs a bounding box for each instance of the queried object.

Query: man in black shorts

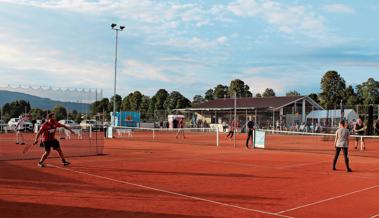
[246,119,255,149]
[33,113,74,167]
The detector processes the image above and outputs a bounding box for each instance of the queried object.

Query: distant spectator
[246,119,255,149]
[173,118,178,129]
[175,118,186,139]
[300,123,306,132]
[15,114,31,145]
[203,120,208,128]
[314,123,323,133]
[226,120,236,140]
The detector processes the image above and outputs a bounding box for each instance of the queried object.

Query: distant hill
[0,90,91,113]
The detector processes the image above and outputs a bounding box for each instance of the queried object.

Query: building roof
[189,96,322,111]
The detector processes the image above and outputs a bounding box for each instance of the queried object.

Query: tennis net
[110,127,220,147]
[0,127,104,161]
[261,129,379,157]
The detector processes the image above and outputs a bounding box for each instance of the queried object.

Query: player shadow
[0,199,216,218]
[0,161,155,195]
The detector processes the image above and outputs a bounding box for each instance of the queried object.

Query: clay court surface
[1,131,379,218]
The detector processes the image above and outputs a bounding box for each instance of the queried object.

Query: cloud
[0,33,112,89]
[228,0,327,38]
[323,4,355,14]
[228,0,260,17]
[245,77,288,94]
[156,36,229,49]
[1,0,213,27]
[120,60,170,82]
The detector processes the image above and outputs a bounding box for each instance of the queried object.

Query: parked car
[59,120,80,129]
[7,118,33,131]
[80,119,101,130]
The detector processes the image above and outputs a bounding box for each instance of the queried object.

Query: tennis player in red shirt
[33,113,74,167]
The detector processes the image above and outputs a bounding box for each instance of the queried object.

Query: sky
[0,0,378,100]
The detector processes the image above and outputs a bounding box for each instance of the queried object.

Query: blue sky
[0,0,378,99]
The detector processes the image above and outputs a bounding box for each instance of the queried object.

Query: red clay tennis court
[1,130,379,218]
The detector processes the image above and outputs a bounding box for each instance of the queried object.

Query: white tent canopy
[307,109,359,123]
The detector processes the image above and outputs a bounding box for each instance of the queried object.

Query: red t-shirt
[40,120,64,142]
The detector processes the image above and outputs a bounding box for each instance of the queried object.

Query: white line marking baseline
[49,164,294,218]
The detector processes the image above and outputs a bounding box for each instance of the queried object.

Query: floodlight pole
[111,23,125,127]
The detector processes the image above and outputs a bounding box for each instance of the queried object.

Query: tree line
[1,72,378,122]
[318,71,379,109]
[91,89,191,121]
[1,100,82,122]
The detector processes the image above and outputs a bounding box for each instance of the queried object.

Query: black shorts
[247,129,253,136]
[42,139,60,152]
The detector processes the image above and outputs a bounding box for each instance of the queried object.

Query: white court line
[49,164,294,218]
[369,213,379,218]
[277,184,379,214]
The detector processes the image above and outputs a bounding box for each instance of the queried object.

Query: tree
[53,105,67,121]
[213,84,229,99]
[30,108,46,120]
[91,98,110,115]
[153,89,169,110]
[109,94,122,112]
[121,93,133,111]
[356,78,379,105]
[228,79,252,97]
[286,91,301,96]
[2,100,31,121]
[130,91,143,111]
[204,89,214,101]
[68,110,82,123]
[164,91,191,112]
[140,96,151,120]
[308,93,320,104]
[255,93,262,98]
[148,96,156,118]
[192,95,205,105]
[320,71,346,109]
[176,97,191,109]
[262,88,276,97]
[344,85,359,106]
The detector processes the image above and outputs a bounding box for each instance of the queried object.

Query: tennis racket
[22,143,34,154]
[22,140,39,154]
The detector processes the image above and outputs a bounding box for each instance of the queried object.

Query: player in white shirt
[15,115,30,145]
